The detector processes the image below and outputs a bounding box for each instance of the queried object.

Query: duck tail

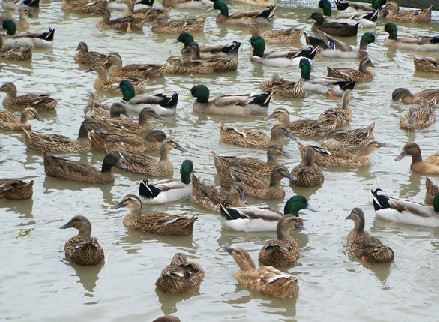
[429,37,439,44]
[335,80,355,91]
[371,188,390,210]
[139,179,160,199]
[159,92,178,108]
[257,5,276,19]
[38,28,55,41]
[251,91,272,107]
[222,41,241,54]
[22,0,40,7]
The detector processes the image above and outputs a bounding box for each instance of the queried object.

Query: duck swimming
[395,142,439,174]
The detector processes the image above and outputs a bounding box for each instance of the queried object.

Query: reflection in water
[399,171,422,198]
[70,262,103,294]
[156,288,199,316]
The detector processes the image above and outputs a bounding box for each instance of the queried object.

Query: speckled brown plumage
[384,2,432,22]
[392,88,439,104]
[425,177,438,206]
[327,57,374,83]
[0,38,32,60]
[105,53,163,79]
[413,57,439,73]
[322,122,376,151]
[84,93,111,119]
[319,89,352,128]
[400,100,436,130]
[0,107,40,132]
[74,42,107,65]
[61,0,107,13]
[151,17,206,33]
[93,8,144,31]
[153,315,181,322]
[0,82,58,111]
[290,146,324,187]
[123,0,169,22]
[259,74,305,98]
[249,23,305,44]
[0,179,33,200]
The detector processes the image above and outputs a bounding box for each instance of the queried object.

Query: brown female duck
[0,179,33,200]
[425,177,438,206]
[290,146,324,188]
[319,89,352,128]
[259,74,305,98]
[151,16,207,33]
[307,12,358,37]
[90,101,131,123]
[327,57,374,82]
[91,8,144,32]
[104,53,163,79]
[413,57,439,73]
[392,88,439,104]
[0,82,58,111]
[61,0,107,13]
[0,107,41,131]
[212,2,275,26]
[346,208,394,263]
[400,100,436,130]
[384,2,432,23]
[60,215,105,266]
[74,42,107,65]
[395,142,439,174]
[123,0,169,22]
[0,37,32,60]
[248,23,305,45]
[84,93,113,119]
[321,122,376,151]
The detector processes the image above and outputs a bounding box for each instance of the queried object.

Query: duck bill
[176,144,188,153]
[111,201,125,209]
[207,7,215,12]
[185,93,193,100]
[378,28,385,32]
[377,142,389,148]
[306,203,318,212]
[395,151,407,161]
[285,131,297,140]
[60,222,72,229]
[96,125,108,134]
[281,150,292,158]
[85,67,93,73]
[154,114,165,120]
[239,192,247,205]
[115,160,127,170]
[222,245,235,254]
[296,222,305,230]
[34,113,42,121]
[285,172,297,181]
[264,113,275,121]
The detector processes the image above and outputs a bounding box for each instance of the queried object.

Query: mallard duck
[156,253,204,293]
[90,101,131,125]
[111,194,197,235]
[392,88,439,104]
[346,207,394,263]
[60,215,105,266]
[413,57,439,73]
[384,2,432,22]
[219,123,296,149]
[212,145,288,176]
[1,20,55,48]
[247,23,305,45]
[0,82,58,111]
[84,92,117,119]
[105,53,163,79]
[250,35,316,68]
[118,80,177,116]
[163,0,212,8]
[110,139,186,176]
[23,119,107,153]
[400,100,436,130]
[335,0,386,14]
[61,0,107,13]
[258,216,303,267]
[395,142,439,174]
[211,2,275,25]
[290,146,324,188]
[188,84,271,116]
[139,160,193,204]
[259,74,305,98]
[327,57,374,82]
[223,246,298,297]
[319,0,378,28]
[0,36,31,60]
[74,42,106,65]
[0,107,41,131]
[425,177,438,206]
[43,153,126,184]
[235,0,275,5]
[220,195,313,232]
[319,89,352,128]
[316,31,375,59]
[0,179,33,200]
[0,8,34,31]
[91,8,144,32]
[123,0,169,22]
[106,0,153,10]
[1,0,39,9]
[321,122,376,151]
[176,32,240,57]
[191,176,246,213]
[307,12,358,37]
[382,23,439,51]
[151,17,207,33]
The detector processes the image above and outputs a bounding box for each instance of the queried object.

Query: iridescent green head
[284,195,317,216]
[434,193,439,212]
[250,35,265,57]
[213,1,229,16]
[384,23,397,40]
[177,32,194,46]
[372,0,386,10]
[190,85,209,103]
[319,0,332,16]
[2,20,16,35]
[299,58,311,80]
[180,160,193,185]
[119,80,135,102]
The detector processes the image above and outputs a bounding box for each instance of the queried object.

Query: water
[1,0,439,321]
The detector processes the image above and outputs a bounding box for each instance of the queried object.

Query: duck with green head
[318,31,375,59]
[211,1,275,25]
[382,23,439,50]
[2,20,55,48]
[335,0,386,14]
[319,0,377,28]
[176,32,241,57]
[307,12,358,37]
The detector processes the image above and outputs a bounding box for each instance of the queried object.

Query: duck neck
[269,172,282,187]
[218,4,229,17]
[387,29,397,41]
[303,148,314,166]
[138,113,151,125]
[433,193,439,212]
[252,43,265,58]
[411,150,423,164]
[314,14,324,26]
[128,205,142,218]
[159,145,171,162]
[181,169,191,185]
[354,217,365,233]
[77,123,90,140]
[359,60,369,73]
[300,63,311,80]
[359,38,370,50]
[77,223,92,238]
[267,151,279,164]
[190,47,202,60]
[5,87,17,99]
[100,10,111,23]
[276,220,291,240]
[95,67,108,81]
[20,112,30,125]
[270,128,283,141]
[101,160,113,173]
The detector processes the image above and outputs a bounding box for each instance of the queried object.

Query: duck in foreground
[139,160,193,204]
[383,1,432,23]
[346,208,394,263]
[0,36,32,60]
[399,99,436,130]
[372,189,439,228]
[156,253,204,293]
[223,246,299,297]
[0,82,58,111]
[413,57,439,73]
[60,215,104,266]
[392,88,439,104]
[0,179,33,200]
[0,107,42,131]
[211,2,275,25]
[395,142,439,174]
[290,146,324,188]
[1,20,55,48]
[112,194,197,235]
[382,23,439,51]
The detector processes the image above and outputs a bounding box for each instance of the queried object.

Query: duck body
[327,57,374,82]
[383,23,439,51]
[0,40,31,60]
[177,32,240,58]
[123,0,169,22]
[2,20,54,48]
[248,24,305,45]
[213,2,275,26]
[313,31,375,59]
[322,122,376,151]
[92,8,144,32]
[384,2,432,23]
[0,107,41,132]
[259,74,305,98]
[413,57,439,73]
[0,82,58,111]
[290,146,324,188]
[220,204,283,231]
[0,179,33,200]
[319,0,377,28]
[61,0,107,13]
[163,0,212,8]
[91,129,165,153]
[400,100,436,130]
[74,42,106,65]
[151,17,206,33]
[308,12,358,37]
[105,53,163,79]
[392,88,439,104]
[395,142,439,174]
[425,177,438,206]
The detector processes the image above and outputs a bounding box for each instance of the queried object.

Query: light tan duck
[413,57,439,73]
[321,122,376,151]
[211,145,288,176]
[384,1,432,22]
[392,88,439,104]
[223,246,299,297]
[60,215,105,266]
[425,177,438,206]
[258,216,302,267]
[395,142,439,174]
[0,36,32,61]
[23,118,107,153]
[123,0,169,22]
[327,57,374,82]
[248,23,305,45]
[151,16,207,34]
[43,152,126,184]
[0,8,34,32]
[191,176,246,213]
[0,82,58,111]
[290,146,324,188]
[0,179,33,200]
[219,122,296,149]
[105,53,163,79]
[0,107,41,131]
[400,99,436,130]
[90,101,131,125]
[91,8,144,32]
[74,42,107,65]
[61,0,107,13]
[156,253,204,294]
[346,208,394,263]
[318,89,352,128]
[259,74,305,98]
[84,92,115,119]
[112,194,197,236]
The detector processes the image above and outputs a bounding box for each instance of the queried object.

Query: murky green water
[1,0,439,321]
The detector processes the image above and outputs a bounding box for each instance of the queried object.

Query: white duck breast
[121,94,177,116]
[220,205,283,232]
[139,179,192,204]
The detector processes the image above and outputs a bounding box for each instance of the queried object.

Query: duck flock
[1,0,439,320]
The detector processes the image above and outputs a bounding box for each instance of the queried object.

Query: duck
[0,107,42,131]
[222,245,299,297]
[74,42,107,65]
[163,0,212,8]
[84,93,118,119]
[0,179,33,200]
[1,0,39,10]
[43,153,126,184]
[153,316,180,322]
[307,12,358,37]
[319,89,352,128]
[191,176,246,213]
[111,194,197,235]
[220,195,314,232]
[399,100,436,130]
[110,139,186,176]
[188,84,271,116]
[316,31,375,59]
[139,160,193,204]
[0,82,58,111]
[91,8,144,32]
[247,23,305,45]
[249,35,317,68]
[1,20,55,48]
[104,53,163,79]
[23,119,107,153]
[211,145,289,176]
[395,142,439,174]
[383,1,432,22]
[392,88,439,104]
[413,57,439,73]
[259,74,305,98]
[346,207,394,263]
[321,122,376,151]
[0,36,31,60]
[319,0,378,28]
[151,17,207,34]
[123,0,169,22]
[60,215,105,266]
[106,0,154,11]
[382,23,439,51]
[211,2,275,25]
[425,177,438,206]
[290,146,324,188]
[61,0,107,13]
[0,8,34,31]
[258,216,303,267]
[176,32,240,57]
[219,123,296,149]
[118,80,177,116]
[327,57,374,82]
[334,0,386,14]
[156,253,204,293]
